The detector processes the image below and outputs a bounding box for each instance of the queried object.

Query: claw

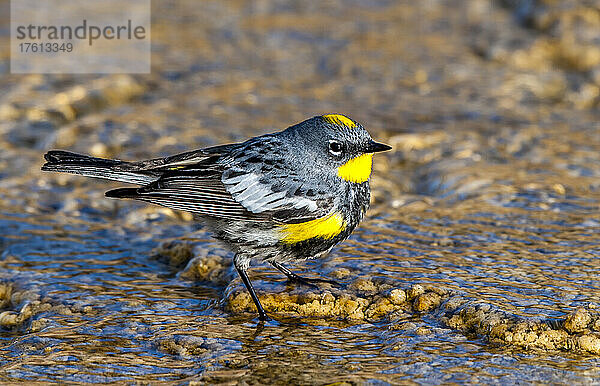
[271,261,340,288]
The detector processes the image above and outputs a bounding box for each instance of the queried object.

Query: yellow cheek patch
[322,114,357,128]
[337,153,373,183]
[279,212,347,244]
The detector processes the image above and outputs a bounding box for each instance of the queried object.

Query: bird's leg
[234,257,269,321]
[270,261,340,287]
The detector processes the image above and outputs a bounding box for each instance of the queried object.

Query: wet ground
[1,0,600,383]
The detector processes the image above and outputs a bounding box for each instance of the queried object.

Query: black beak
[365,140,392,153]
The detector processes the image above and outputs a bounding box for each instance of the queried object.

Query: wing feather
[107,169,271,221]
[106,137,335,224]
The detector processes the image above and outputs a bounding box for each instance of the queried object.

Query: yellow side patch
[279,212,347,244]
[337,153,373,183]
[322,114,357,128]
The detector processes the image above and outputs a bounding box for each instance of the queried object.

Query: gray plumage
[42,114,391,320]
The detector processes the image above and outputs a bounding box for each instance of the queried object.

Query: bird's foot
[270,261,341,289]
[284,271,340,288]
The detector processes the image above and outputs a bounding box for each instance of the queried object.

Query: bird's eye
[328,140,343,156]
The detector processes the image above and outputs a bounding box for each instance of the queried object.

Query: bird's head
[286,114,391,183]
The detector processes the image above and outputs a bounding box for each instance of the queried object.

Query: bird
[41,114,391,320]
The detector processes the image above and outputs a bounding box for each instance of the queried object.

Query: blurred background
[0,0,600,383]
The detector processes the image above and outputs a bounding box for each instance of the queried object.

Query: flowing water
[1,0,600,383]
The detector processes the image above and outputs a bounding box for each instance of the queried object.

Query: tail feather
[42,150,157,185]
[104,187,139,198]
[43,150,121,166]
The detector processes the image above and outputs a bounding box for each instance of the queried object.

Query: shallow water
[1,0,600,383]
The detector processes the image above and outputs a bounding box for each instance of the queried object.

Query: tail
[104,187,139,198]
[42,150,157,185]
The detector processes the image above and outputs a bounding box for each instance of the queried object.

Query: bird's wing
[220,136,335,224]
[107,136,334,223]
[129,143,234,171]
[105,143,272,221]
[106,167,272,221]
[221,170,334,224]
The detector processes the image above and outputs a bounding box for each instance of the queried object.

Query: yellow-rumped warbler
[42,114,391,320]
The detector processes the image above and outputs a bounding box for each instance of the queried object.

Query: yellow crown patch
[322,114,357,128]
